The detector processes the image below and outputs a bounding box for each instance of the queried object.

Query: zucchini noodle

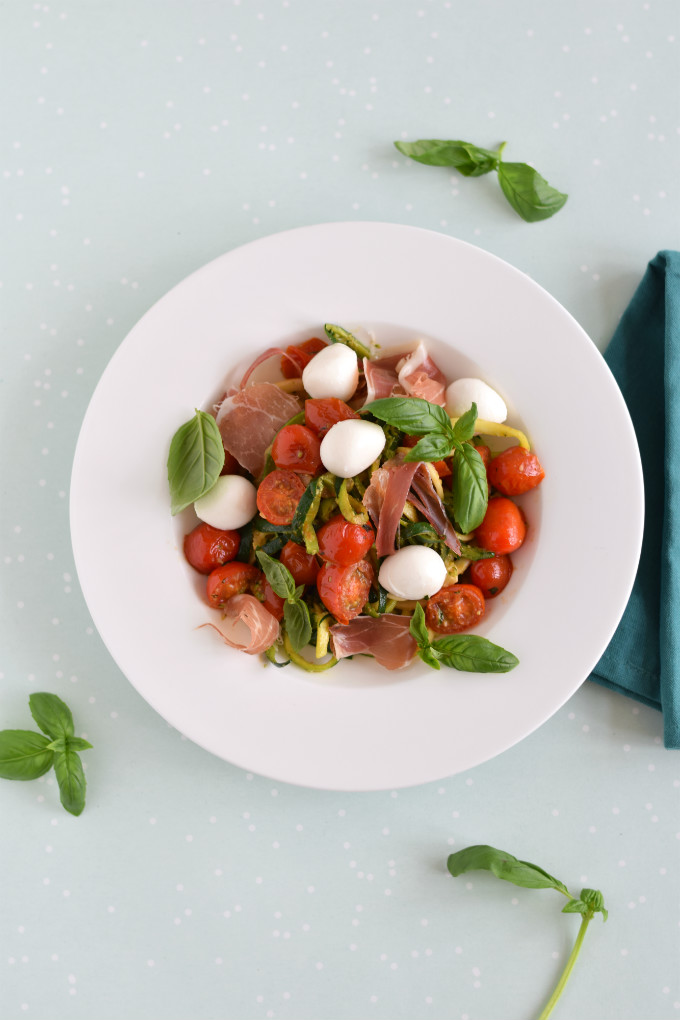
[283,631,337,672]
[450,416,531,450]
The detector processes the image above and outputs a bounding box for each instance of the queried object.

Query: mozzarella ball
[302,343,359,401]
[378,545,448,601]
[446,378,507,424]
[194,474,257,530]
[320,419,386,478]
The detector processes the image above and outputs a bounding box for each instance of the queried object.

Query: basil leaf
[0,730,55,781]
[562,898,589,915]
[284,599,312,652]
[66,737,93,753]
[577,888,608,921]
[403,430,454,463]
[447,845,569,895]
[394,139,502,177]
[431,634,518,673]
[497,162,568,223]
[450,403,478,444]
[451,444,488,533]
[53,750,87,817]
[167,409,225,516]
[409,602,430,649]
[28,692,74,740]
[256,550,296,599]
[364,397,452,435]
[419,647,441,671]
[458,543,495,561]
[324,323,371,359]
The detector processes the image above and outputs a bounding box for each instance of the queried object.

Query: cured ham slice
[199,594,279,655]
[397,341,447,406]
[330,614,417,670]
[362,457,420,557]
[409,465,461,554]
[238,347,287,389]
[216,382,301,478]
[362,352,404,403]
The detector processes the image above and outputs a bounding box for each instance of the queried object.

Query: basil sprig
[394,137,567,222]
[167,409,225,515]
[256,551,312,652]
[0,694,92,815]
[363,397,488,532]
[409,604,518,673]
[447,845,608,1020]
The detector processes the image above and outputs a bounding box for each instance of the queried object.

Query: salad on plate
[167,324,545,675]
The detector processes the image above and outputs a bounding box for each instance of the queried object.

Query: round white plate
[70,222,643,791]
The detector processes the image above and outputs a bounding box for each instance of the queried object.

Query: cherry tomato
[281,337,327,379]
[206,562,262,607]
[468,554,513,599]
[317,515,375,566]
[304,397,360,438]
[475,496,526,554]
[316,558,375,625]
[279,540,320,586]
[425,584,486,634]
[252,576,285,621]
[487,446,545,496]
[271,424,322,474]
[257,469,307,526]
[473,442,491,469]
[183,523,240,575]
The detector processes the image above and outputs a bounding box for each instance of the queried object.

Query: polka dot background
[1,1,679,1018]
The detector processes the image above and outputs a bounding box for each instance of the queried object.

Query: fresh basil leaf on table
[394,139,502,176]
[53,749,87,817]
[0,730,55,781]
[497,162,568,223]
[28,691,75,739]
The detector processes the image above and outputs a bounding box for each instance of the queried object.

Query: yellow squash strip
[315,615,332,659]
[283,631,338,672]
[424,461,445,500]
[274,378,305,393]
[450,416,531,450]
[401,501,419,523]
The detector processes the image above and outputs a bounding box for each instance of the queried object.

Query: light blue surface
[1,2,679,1019]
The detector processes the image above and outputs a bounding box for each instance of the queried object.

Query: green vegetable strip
[324,323,371,359]
[337,479,368,525]
[283,632,338,672]
[301,480,323,555]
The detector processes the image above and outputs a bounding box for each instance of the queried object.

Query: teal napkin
[589,250,680,748]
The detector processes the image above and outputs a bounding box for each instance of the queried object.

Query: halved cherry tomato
[252,577,286,621]
[271,424,322,474]
[257,469,307,526]
[316,558,375,625]
[206,562,262,607]
[425,584,486,634]
[488,446,545,496]
[279,540,320,586]
[304,398,360,438]
[183,523,240,575]
[281,337,327,379]
[317,515,375,566]
[475,496,526,554]
[468,554,513,599]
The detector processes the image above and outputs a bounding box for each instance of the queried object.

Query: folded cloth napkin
[589,250,680,748]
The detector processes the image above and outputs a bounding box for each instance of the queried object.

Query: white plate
[70,222,643,791]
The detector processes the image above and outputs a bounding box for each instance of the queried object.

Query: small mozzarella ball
[320,419,386,478]
[194,474,257,530]
[302,343,359,401]
[446,378,507,424]
[378,546,448,601]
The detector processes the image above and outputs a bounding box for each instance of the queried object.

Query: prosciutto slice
[397,341,447,406]
[199,594,279,655]
[362,457,420,557]
[409,465,460,554]
[330,614,417,670]
[215,382,301,477]
[362,351,404,403]
[238,347,287,389]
